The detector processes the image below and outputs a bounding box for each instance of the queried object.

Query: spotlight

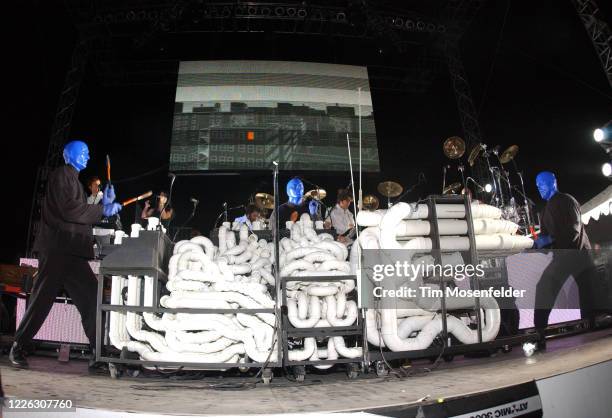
[594,120,612,144]
[602,162,612,177]
[484,183,493,193]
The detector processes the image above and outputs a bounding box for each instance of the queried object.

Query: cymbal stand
[512,159,533,230]
[492,149,514,207]
[482,145,501,207]
[442,165,447,194]
[457,164,467,192]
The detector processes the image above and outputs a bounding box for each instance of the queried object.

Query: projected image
[170,61,380,172]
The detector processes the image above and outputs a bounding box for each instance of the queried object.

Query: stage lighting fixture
[594,120,612,144]
[602,162,612,177]
[484,183,493,193]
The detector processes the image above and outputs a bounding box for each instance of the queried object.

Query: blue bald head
[286,178,304,205]
[535,171,558,201]
[63,141,90,172]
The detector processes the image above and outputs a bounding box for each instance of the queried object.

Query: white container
[285,221,294,229]
[222,221,231,229]
[130,223,143,238]
[147,217,160,231]
[114,230,127,245]
[252,221,262,230]
[315,220,324,229]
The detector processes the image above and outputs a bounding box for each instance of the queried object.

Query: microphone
[190,197,199,205]
[168,172,176,179]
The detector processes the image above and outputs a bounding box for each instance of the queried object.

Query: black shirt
[33,165,104,258]
[275,202,310,226]
[541,192,591,250]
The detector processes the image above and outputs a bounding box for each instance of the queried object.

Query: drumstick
[106,155,111,185]
[122,191,152,207]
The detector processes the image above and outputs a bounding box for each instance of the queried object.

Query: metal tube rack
[96,232,281,379]
[366,195,540,371]
[280,275,364,379]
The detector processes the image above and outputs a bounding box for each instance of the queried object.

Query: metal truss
[571,0,612,89]
[26,40,89,256]
[442,0,489,187]
[65,1,447,39]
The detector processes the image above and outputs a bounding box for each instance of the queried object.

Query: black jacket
[33,165,104,258]
[541,192,591,250]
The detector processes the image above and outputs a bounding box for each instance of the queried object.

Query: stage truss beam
[570,0,612,89]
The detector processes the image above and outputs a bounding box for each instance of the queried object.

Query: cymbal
[377,181,403,198]
[362,194,380,211]
[468,144,483,167]
[443,136,466,159]
[499,145,519,164]
[306,189,327,200]
[254,192,274,209]
[443,182,462,194]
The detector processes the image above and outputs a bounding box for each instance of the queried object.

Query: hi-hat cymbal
[254,192,274,209]
[306,189,327,200]
[377,181,403,198]
[468,144,484,167]
[499,145,519,164]
[443,182,462,194]
[362,194,380,211]
[443,136,466,159]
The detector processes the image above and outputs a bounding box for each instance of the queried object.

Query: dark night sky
[3,0,612,264]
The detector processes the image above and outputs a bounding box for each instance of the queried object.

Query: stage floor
[2,330,612,416]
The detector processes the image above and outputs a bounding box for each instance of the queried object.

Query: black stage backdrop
[3,0,612,263]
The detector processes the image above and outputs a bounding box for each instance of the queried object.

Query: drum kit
[441,136,533,232]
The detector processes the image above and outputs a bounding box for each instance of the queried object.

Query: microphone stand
[272,161,281,309]
[395,172,426,203]
[212,204,244,230]
[160,173,177,233]
[172,200,198,242]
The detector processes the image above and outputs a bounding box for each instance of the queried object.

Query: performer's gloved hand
[102,184,116,205]
[103,203,122,218]
[308,200,319,216]
[533,234,553,249]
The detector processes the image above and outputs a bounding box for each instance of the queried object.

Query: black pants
[534,251,595,332]
[15,251,98,347]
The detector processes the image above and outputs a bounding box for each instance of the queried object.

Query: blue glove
[534,234,553,249]
[103,203,122,217]
[102,184,116,205]
[308,200,320,216]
